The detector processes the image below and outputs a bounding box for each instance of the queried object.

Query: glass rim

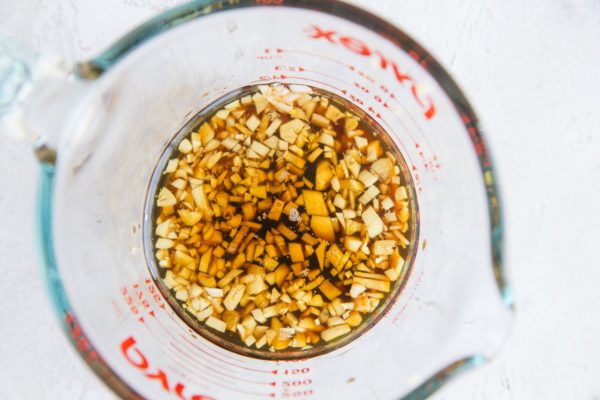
[37,0,513,399]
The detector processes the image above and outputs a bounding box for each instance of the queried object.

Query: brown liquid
[149,84,417,359]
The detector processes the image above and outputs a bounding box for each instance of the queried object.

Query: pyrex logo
[307,25,436,120]
[121,336,214,400]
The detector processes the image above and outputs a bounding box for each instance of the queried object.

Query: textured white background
[0,0,599,399]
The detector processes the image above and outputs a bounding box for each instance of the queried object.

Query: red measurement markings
[348,64,438,169]
[145,302,245,367]
[167,353,276,398]
[254,74,349,97]
[255,74,287,82]
[283,76,349,95]
[360,80,440,176]
[341,83,427,191]
[132,282,151,310]
[419,151,440,175]
[366,104,382,119]
[274,65,303,72]
[275,368,310,375]
[346,92,364,105]
[143,278,166,320]
[355,67,375,84]
[381,82,437,160]
[134,322,276,397]
[111,299,124,319]
[129,283,314,396]
[179,333,277,375]
[348,65,376,82]
[150,300,257,368]
[415,172,422,193]
[277,48,351,68]
[332,86,427,188]
[130,281,278,374]
[140,318,271,391]
[257,48,282,60]
[121,286,142,320]
[307,25,436,120]
[353,81,370,95]
[121,282,158,324]
[379,118,422,193]
[121,336,214,400]
[274,65,350,85]
[153,300,244,364]
[170,343,276,387]
[282,379,312,388]
[141,278,244,364]
[145,278,165,307]
[282,390,314,398]
[386,104,439,175]
[140,328,232,392]
[350,67,440,179]
[278,369,314,399]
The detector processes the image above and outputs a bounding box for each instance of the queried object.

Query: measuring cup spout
[0,35,85,164]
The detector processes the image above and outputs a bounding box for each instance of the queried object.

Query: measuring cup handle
[0,35,86,164]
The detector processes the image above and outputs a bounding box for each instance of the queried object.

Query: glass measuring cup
[0,1,514,399]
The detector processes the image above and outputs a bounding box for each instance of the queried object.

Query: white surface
[0,0,599,399]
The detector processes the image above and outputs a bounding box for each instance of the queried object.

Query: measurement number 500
[283,379,312,387]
